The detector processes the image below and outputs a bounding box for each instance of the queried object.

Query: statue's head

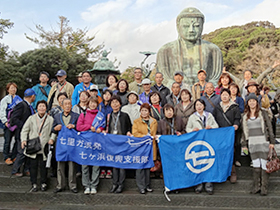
[176,7,204,42]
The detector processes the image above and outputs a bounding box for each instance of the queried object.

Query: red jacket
[76,109,104,132]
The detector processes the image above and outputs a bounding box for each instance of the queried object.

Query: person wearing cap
[192,69,207,101]
[151,72,170,106]
[47,69,74,109]
[72,71,101,106]
[11,88,36,177]
[166,82,181,106]
[31,71,51,111]
[129,67,144,94]
[200,82,221,113]
[224,60,280,99]
[0,82,22,165]
[174,71,190,90]
[121,91,140,125]
[116,79,129,106]
[139,78,152,104]
[88,84,102,104]
[241,93,275,196]
[76,72,83,84]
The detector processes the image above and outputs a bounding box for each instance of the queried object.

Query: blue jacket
[201,93,221,113]
[52,111,79,135]
[139,90,152,104]
[234,96,245,113]
[99,102,113,118]
[31,84,51,110]
[71,82,101,106]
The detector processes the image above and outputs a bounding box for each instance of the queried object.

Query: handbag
[266,147,280,173]
[26,115,47,155]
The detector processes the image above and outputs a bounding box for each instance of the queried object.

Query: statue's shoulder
[201,39,221,51]
[158,40,178,52]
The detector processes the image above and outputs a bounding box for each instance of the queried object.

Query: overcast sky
[2,0,280,72]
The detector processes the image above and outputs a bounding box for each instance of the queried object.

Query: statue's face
[178,17,203,42]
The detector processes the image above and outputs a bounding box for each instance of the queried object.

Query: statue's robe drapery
[157,38,223,88]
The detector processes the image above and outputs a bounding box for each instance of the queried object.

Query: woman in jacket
[132,103,158,194]
[229,83,244,114]
[72,90,90,115]
[0,82,22,165]
[242,93,275,196]
[214,73,233,95]
[103,74,118,94]
[76,96,104,195]
[186,99,219,195]
[99,89,113,119]
[21,100,54,192]
[121,91,140,124]
[116,79,129,106]
[175,88,195,128]
[212,88,241,183]
[106,95,132,193]
[149,91,164,121]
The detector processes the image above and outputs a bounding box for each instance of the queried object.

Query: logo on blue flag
[56,126,154,169]
[158,127,235,191]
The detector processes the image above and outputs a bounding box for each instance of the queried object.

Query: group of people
[0,60,280,196]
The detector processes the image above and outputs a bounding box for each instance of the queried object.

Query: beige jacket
[186,112,219,133]
[21,113,54,160]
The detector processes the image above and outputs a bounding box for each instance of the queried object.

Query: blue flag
[56,126,154,169]
[91,111,105,129]
[158,127,234,191]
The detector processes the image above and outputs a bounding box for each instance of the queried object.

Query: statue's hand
[272,60,280,69]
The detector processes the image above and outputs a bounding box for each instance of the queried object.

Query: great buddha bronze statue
[156,7,223,87]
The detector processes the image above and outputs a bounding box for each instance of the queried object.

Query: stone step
[0,188,280,209]
[2,175,280,193]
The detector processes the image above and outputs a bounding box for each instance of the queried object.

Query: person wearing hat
[242,93,275,195]
[139,78,152,104]
[76,72,83,84]
[11,88,36,177]
[151,72,170,106]
[47,69,74,109]
[224,60,280,99]
[20,100,54,192]
[121,91,140,124]
[72,71,101,106]
[129,67,144,94]
[88,84,102,104]
[174,71,190,90]
[191,69,207,101]
[31,71,51,111]
[244,80,262,106]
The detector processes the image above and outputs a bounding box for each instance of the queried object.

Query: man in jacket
[51,98,79,193]
[11,88,36,177]
[129,68,144,94]
[31,71,51,110]
[166,82,181,106]
[139,78,152,104]
[200,82,221,113]
[192,69,207,101]
[71,71,100,106]
[151,72,170,106]
[47,69,74,109]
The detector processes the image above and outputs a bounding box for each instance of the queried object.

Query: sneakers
[11,172,23,178]
[99,170,106,179]
[235,161,241,167]
[106,170,112,179]
[84,187,90,195]
[41,183,47,191]
[5,158,13,165]
[30,184,38,192]
[91,188,97,194]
